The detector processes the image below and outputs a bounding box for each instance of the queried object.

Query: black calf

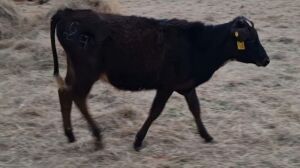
[51,9,269,150]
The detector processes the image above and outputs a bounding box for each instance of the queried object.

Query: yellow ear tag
[237,41,245,50]
[234,32,245,50]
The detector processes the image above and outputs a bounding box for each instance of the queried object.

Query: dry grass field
[0,0,299,167]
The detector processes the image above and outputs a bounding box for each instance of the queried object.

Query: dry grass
[0,0,20,22]
[0,0,21,39]
[0,0,300,168]
[45,0,120,18]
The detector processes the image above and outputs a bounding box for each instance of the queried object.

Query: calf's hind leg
[72,79,102,148]
[183,89,213,142]
[59,88,75,142]
[58,68,75,142]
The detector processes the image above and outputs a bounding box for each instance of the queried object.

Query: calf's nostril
[263,58,270,66]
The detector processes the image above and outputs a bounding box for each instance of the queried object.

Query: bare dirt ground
[0,0,300,167]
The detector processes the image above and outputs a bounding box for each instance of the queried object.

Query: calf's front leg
[134,89,173,151]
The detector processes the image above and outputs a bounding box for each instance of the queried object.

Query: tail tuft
[54,74,66,89]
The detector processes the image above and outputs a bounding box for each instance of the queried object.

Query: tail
[51,10,65,89]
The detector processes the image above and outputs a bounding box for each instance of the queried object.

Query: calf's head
[229,16,270,67]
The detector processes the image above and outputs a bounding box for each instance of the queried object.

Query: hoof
[67,134,76,143]
[65,129,75,143]
[198,131,213,143]
[134,145,142,151]
[204,136,214,143]
[68,138,76,143]
[133,141,143,151]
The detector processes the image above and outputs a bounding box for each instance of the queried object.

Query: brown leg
[58,67,75,142]
[58,87,75,142]
[134,89,173,151]
[184,89,213,142]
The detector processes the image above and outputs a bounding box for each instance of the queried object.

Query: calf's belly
[99,71,159,91]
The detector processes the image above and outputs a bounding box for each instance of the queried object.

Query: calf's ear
[231,17,251,41]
